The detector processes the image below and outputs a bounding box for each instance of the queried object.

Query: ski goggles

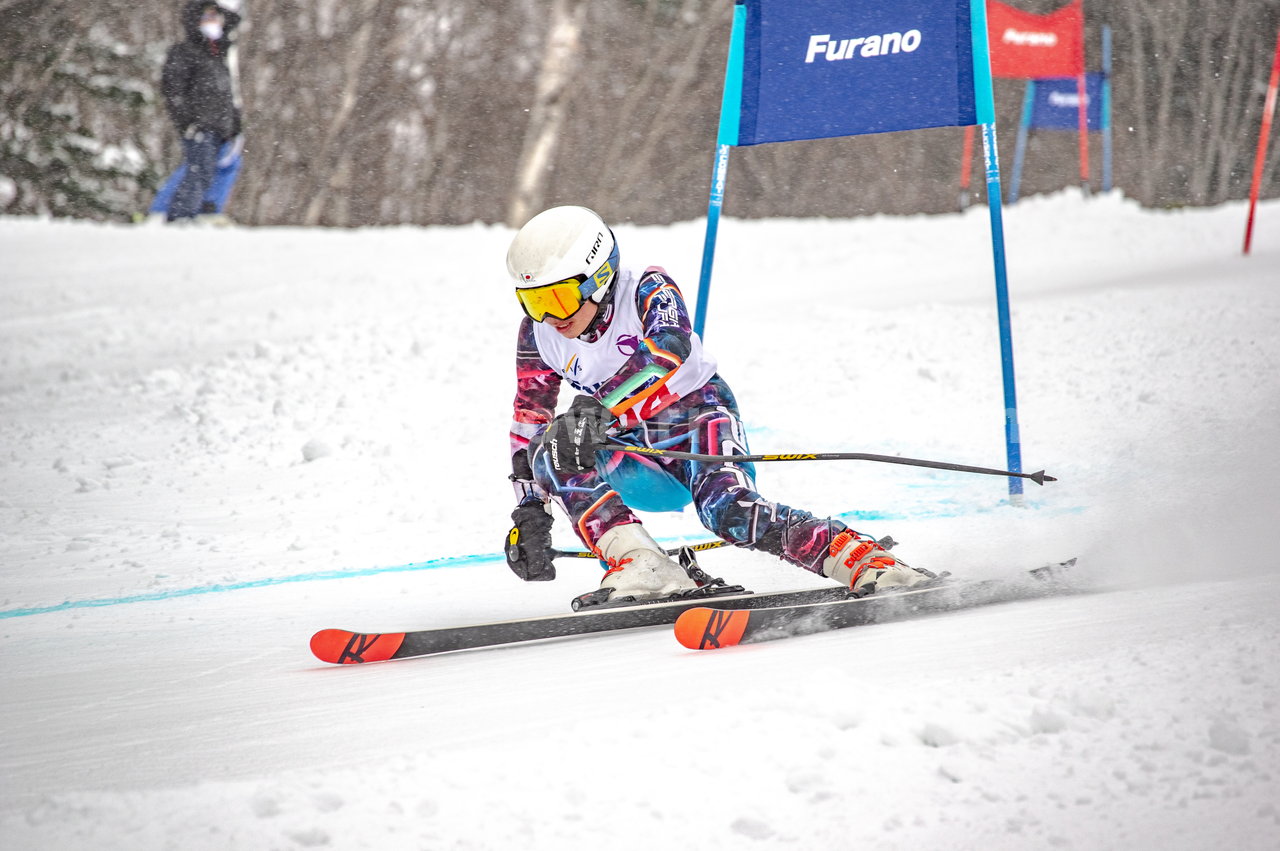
[515,253,617,322]
[515,277,590,323]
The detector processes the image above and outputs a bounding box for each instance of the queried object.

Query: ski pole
[606,439,1056,486]
[552,539,729,560]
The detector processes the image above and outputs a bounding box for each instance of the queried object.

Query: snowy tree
[0,0,161,220]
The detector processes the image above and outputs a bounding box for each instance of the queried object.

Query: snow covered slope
[2,193,1279,849]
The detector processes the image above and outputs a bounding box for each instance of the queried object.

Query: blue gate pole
[695,144,732,340]
[971,0,1025,502]
[982,122,1025,502]
[694,0,746,339]
[1008,80,1036,204]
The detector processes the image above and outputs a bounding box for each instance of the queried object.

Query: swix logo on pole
[710,144,730,201]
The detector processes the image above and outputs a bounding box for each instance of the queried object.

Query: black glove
[541,395,610,475]
[505,501,556,581]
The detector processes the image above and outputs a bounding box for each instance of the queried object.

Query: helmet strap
[579,283,619,342]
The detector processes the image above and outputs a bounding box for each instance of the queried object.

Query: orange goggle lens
[515,278,586,322]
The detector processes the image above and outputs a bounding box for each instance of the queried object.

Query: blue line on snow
[0,552,492,620]
[0,504,1082,620]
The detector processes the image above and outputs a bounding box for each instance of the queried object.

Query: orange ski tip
[674,608,750,650]
[310,629,405,664]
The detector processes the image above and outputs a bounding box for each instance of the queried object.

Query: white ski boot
[595,523,697,601]
[822,531,934,595]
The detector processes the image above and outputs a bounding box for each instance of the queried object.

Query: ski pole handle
[605,440,1056,486]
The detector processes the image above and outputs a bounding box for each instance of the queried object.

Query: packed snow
[2,192,1279,849]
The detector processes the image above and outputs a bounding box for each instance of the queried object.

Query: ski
[310,585,858,664]
[673,559,1078,650]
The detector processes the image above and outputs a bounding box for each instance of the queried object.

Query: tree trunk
[302,0,378,226]
[506,0,586,227]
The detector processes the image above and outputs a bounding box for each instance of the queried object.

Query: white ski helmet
[507,206,619,322]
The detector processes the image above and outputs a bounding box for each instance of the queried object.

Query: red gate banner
[986,0,1084,79]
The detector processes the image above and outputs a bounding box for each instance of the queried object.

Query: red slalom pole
[1244,30,1280,255]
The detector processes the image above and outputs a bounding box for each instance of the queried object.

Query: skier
[159,1,243,222]
[504,205,935,603]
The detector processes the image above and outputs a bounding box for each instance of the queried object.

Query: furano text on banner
[804,30,923,63]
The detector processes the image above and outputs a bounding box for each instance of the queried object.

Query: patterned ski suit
[509,263,850,575]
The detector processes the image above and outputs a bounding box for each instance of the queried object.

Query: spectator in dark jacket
[160,1,242,222]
